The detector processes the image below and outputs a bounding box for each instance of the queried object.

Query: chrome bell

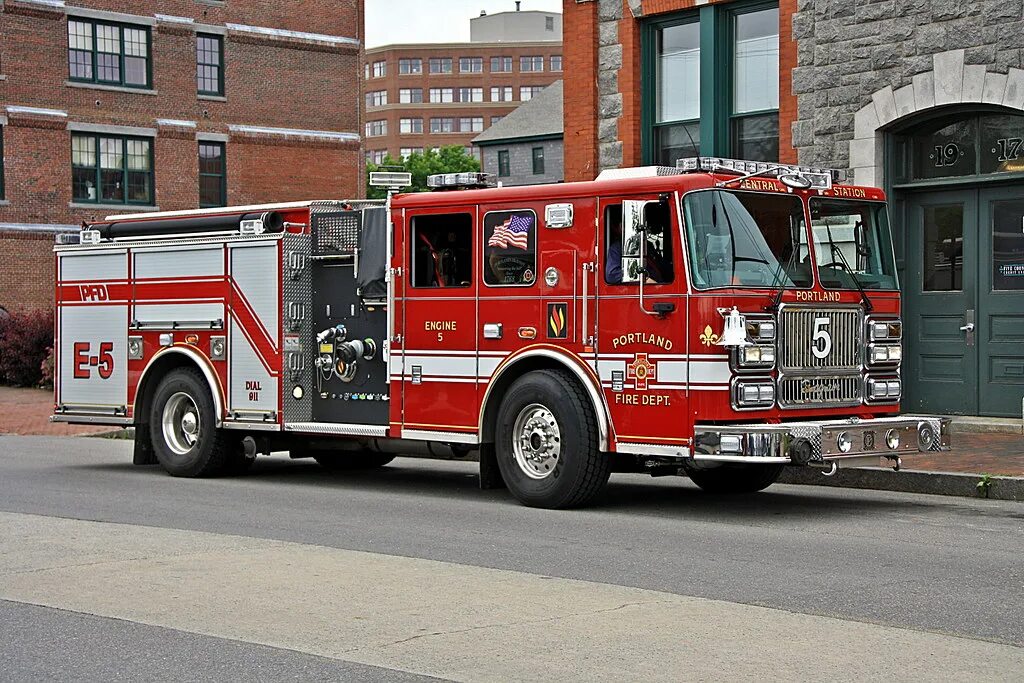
[717,307,751,348]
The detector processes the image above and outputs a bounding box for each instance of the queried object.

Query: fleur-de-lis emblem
[699,325,720,347]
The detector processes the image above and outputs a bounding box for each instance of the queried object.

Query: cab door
[595,194,689,451]
[399,206,479,437]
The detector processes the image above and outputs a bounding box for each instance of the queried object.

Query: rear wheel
[686,464,784,494]
[494,369,611,509]
[150,368,231,477]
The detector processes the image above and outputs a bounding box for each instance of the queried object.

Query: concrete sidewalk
[1,384,1021,477]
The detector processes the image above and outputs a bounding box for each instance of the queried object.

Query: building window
[429,57,452,74]
[532,147,545,175]
[491,115,504,126]
[546,16,555,32]
[196,33,223,96]
[520,56,544,72]
[365,120,387,137]
[399,58,422,74]
[550,55,562,72]
[491,86,513,102]
[68,19,151,88]
[198,142,226,208]
[371,60,386,78]
[520,85,543,101]
[490,56,512,72]
[645,3,779,165]
[430,117,455,134]
[400,147,423,160]
[400,118,423,134]
[366,90,388,108]
[429,87,454,103]
[459,57,483,73]
[399,88,423,104]
[366,150,387,165]
[497,150,510,177]
[459,117,484,133]
[71,133,152,205]
[457,87,483,103]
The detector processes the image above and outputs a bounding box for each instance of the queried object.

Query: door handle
[961,309,976,347]
[959,323,975,332]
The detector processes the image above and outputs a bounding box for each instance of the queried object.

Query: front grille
[779,306,862,372]
[778,375,862,408]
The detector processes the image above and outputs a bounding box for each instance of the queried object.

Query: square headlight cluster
[866,377,901,402]
[734,380,775,408]
[735,317,776,370]
[866,318,902,366]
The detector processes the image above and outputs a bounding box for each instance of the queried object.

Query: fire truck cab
[53,158,950,508]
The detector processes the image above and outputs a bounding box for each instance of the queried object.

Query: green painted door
[978,186,1024,417]
[904,187,1024,417]
[904,190,978,415]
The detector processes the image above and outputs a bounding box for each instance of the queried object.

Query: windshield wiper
[766,244,799,313]
[824,224,873,312]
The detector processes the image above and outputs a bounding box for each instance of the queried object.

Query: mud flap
[478,443,506,490]
[132,423,158,465]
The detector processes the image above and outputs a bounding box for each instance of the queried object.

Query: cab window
[604,201,674,285]
[483,209,537,286]
[410,213,472,288]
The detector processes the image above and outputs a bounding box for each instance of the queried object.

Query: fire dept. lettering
[79,284,109,302]
[73,341,114,379]
[795,290,842,302]
[424,321,457,331]
[614,393,671,406]
[611,333,673,351]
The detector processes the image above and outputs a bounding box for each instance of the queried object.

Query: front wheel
[494,369,611,509]
[686,464,784,494]
[150,368,232,477]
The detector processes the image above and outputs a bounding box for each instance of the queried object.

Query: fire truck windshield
[809,198,899,290]
[682,189,811,290]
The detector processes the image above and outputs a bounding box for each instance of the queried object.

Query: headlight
[866,377,901,402]
[210,336,227,360]
[869,343,902,364]
[740,344,775,365]
[885,429,900,449]
[746,319,776,342]
[869,319,902,341]
[837,431,853,453]
[735,379,774,408]
[128,336,143,360]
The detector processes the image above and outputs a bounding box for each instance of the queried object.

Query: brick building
[363,8,562,164]
[0,0,365,313]
[564,0,1024,417]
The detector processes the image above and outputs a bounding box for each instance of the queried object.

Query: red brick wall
[0,1,365,310]
[564,0,798,180]
[0,231,55,312]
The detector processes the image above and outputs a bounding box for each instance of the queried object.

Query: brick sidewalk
[1,385,1021,475]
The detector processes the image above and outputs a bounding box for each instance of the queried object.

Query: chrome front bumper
[692,416,951,467]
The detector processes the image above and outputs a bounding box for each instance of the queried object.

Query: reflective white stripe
[688,361,731,384]
[656,361,688,383]
[597,360,626,381]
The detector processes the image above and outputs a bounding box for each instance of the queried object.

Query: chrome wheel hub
[512,404,561,480]
[162,392,201,456]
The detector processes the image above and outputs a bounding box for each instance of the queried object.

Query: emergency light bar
[426,172,493,190]
[676,157,845,187]
[369,171,413,188]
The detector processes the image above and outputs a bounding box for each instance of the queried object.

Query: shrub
[0,309,55,387]
[39,346,55,388]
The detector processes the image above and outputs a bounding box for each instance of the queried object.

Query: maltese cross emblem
[626,353,657,391]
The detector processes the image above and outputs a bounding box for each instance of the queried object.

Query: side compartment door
[227,241,281,419]
[56,250,130,413]
[595,195,689,451]
[400,206,479,437]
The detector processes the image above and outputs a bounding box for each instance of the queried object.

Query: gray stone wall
[791,0,1024,170]
[597,0,626,171]
[480,138,565,186]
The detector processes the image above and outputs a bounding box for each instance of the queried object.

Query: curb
[778,467,1024,502]
[950,417,1023,435]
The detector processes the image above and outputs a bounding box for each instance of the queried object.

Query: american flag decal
[487,213,533,251]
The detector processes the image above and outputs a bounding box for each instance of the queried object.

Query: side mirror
[621,200,647,284]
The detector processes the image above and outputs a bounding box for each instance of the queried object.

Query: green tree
[366,145,481,199]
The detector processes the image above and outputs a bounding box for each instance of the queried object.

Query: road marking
[0,511,1019,681]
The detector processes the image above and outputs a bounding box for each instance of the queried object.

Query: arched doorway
[888,109,1024,417]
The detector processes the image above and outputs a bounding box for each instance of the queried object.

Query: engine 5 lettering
[611,332,673,350]
[424,320,457,331]
[73,341,114,379]
[615,393,671,406]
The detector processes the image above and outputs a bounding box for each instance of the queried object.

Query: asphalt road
[0,434,1022,681]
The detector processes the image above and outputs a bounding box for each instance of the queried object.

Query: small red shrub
[0,309,55,387]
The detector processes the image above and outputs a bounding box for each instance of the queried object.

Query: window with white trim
[399,88,423,104]
[429,87,454,103]
[371,60,386,78]
[520,85,543,101]
[459,117,484,133]
[399,58,422,74]
[430,117,455,134]
[365,120,387,137]
[520,55,544,72]
[429,57,452,74]
[366,90,387,108]
[459,57,483,73]
[490,56,512,72]
[400,118,423,134]
[550,55,562,72]
[490,86,513,102]
[457,87,483,103]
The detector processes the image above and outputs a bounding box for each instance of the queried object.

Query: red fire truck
[52,158,949,508]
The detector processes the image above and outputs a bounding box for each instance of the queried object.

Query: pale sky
[365,0,563,47]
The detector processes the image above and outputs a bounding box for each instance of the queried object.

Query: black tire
[149,368,232,477]
[292,449,395,471]
[494,369,611,509]
[686,464,784,494]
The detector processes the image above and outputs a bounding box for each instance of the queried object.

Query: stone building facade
[563,0,1024,417]
[0,0,365,313]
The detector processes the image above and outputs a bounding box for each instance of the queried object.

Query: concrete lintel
[912,71,936,111]
[983,71,1008,106]
[67,7,157,26]
[871,86,898,127]
[68,122,157,138]
[893,84,916,119]
[961,65,987,103]
[933,49,965,107]
[1003,68,1024,112]
[853,103,879,139]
